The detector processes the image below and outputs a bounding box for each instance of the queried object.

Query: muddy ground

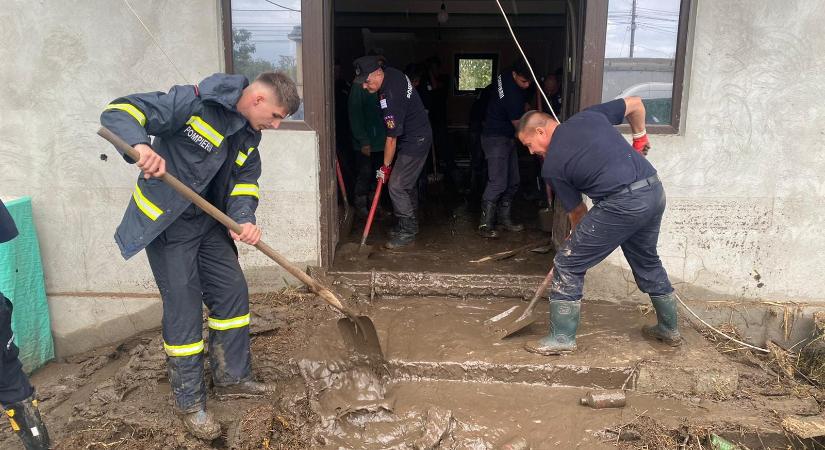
[2,288,825,449]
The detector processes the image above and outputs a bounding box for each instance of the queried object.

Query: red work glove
[375,164,392,184]
[632,131,650,156]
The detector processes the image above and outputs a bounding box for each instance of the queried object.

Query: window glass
[602,0,680,124]
[455,55,497,94]
[230,0,304,119]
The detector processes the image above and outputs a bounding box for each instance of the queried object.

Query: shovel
[98,127,384,361]
[335,159,354,238]
[484,267,555,339]
[338,178,383,260]
[427,142,445,196]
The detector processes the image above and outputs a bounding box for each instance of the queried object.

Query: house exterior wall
[0,0,320,356]
[605,0,825,302]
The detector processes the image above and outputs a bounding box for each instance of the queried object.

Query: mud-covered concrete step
[304,296,740,395]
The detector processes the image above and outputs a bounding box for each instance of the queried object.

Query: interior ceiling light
[437,2,449,24]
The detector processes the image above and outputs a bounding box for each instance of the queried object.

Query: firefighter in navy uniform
[353,55,433,249]
[100,72,300,440]
[0,199,51,450]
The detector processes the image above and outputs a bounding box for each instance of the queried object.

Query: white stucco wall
[0,1,320,356]
[607,0,825,301]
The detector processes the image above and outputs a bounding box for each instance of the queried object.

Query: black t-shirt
[482,72,528,137]
[379,67,432,148]
[541,99,657,212]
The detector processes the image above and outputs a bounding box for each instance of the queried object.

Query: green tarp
[0,196,54,372]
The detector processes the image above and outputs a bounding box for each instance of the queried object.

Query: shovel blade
[337,316,384,361]
[337,242,374,261]
[485,306,539,340]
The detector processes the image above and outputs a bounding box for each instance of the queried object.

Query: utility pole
[629,0,637,58]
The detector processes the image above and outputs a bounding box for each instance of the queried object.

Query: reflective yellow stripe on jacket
[105,103,147,126]
[235,147,256,167]
[163,340,204,357]
[208,313,250,331]
[186,116,224,147]
[133,183,163,221]
[230,183,259,199]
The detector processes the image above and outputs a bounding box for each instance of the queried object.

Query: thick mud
[3,289,824,449]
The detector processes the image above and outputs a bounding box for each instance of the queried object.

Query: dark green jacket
[100,74,262,260]
[348,86,386,153]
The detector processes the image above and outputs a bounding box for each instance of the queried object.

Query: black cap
[353,55,384,84]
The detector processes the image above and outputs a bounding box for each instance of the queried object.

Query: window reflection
[230,0,304,120]
[602,0,680,124]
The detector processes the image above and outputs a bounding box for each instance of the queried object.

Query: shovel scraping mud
[98,127,384,361]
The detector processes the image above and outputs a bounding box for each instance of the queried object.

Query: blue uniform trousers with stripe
[146,204,252,413]
[550,182,673,302]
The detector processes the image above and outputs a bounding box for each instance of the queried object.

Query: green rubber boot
[642,293,683,346]
[525,300,581,355]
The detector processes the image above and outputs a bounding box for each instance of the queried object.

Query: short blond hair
[517,110,553,136]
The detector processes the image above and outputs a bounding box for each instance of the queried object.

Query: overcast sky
[605,0,680,59]
[231,0,301,64]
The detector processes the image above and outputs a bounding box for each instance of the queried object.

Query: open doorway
[330,0,580,275]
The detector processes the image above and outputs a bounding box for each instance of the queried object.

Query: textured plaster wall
[607,0,825,301]
[0,1,320,355]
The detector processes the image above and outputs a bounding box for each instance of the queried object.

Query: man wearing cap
[353,55,433,249]
[515,97,678,355]
[477,58,533,239]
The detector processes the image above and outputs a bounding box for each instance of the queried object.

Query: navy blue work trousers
[481,135,520,203]
[146,205,252,413]
[0,294,34,406]
[550,182,673,302]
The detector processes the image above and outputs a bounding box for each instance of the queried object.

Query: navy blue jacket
[0,200,18,244]
[101,74,262,259]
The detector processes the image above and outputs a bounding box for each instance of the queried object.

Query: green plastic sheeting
[0,197,54,372]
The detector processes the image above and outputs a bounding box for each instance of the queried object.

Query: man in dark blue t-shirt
[354,55,433,249]
[477,59,532,238]
[515,97,679,355]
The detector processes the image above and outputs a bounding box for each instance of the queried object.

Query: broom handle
[97,127,350,314]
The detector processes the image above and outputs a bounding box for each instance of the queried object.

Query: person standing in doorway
[478,59,532,238]
[348,71,387,218]
[100,71,300,440]
[0,199,50,450]
[353,55,433,249]
[516,97,678,356]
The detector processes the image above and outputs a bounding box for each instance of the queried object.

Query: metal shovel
[98,127,384,361]
[335,159,354,238]
[338,178,383,260]
[484,267,555,339]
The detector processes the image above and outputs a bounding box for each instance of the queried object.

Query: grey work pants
[481,135,520,203]
[388,136,431,219]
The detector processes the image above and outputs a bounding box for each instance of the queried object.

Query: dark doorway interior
[331,0,578,275]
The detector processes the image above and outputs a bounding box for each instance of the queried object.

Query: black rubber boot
[385,217,417,249]
[4,396,51,450]
[525,300,581,355]
[497,200,524,232]
[181,408,221,441]
[642,293,683,346]
[477,201,499,238]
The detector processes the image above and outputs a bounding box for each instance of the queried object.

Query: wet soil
[334,198,553,276]
[3,289,824,449]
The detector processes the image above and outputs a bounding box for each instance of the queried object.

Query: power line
[262,0,300,12]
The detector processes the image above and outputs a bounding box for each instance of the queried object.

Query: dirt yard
[2,288,824,449]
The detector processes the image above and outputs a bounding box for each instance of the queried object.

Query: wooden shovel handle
[525,267,555,315]
[97,127,349,314]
